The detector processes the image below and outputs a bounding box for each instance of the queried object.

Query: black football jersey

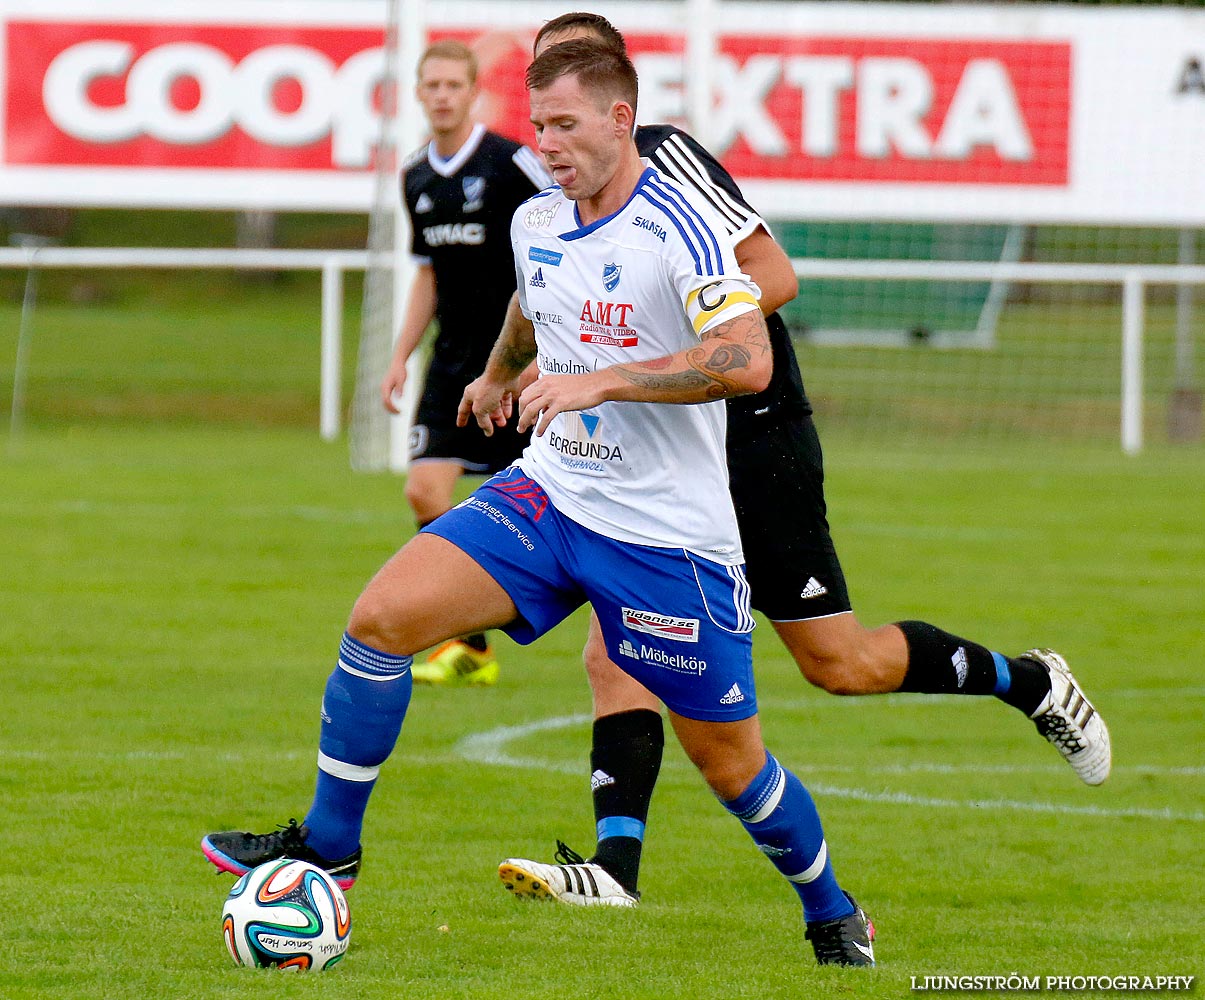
[402,125,550,400]
[635,124,812,428]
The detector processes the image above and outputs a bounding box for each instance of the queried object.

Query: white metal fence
[0,246,369,441]
[4,247,1203,453]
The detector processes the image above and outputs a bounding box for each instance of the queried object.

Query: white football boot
[1023,648,1112,785]
[498,842,638,908]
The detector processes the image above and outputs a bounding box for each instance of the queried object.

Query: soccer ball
[221,858,351,971]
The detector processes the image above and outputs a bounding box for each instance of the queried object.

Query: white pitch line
[454,714,591,775]
[806,784,1205,822]
[449,715,1205,823]
[4,715,1203,824]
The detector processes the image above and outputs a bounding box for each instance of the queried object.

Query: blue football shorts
[421,466,758,722]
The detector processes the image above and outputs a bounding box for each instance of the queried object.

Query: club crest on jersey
[621,608,701,643]
[602,262,622,292]
[462,176,484,212]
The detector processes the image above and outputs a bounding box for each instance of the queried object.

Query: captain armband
[685,278,762,336]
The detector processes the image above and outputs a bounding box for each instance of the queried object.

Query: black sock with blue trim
[587,708,663,894]
[896,620,1050,714]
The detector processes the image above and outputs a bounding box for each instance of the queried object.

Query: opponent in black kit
[381,39,550,686]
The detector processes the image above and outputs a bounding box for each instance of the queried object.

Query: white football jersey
[511,165,761,564]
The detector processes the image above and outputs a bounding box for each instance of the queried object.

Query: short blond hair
[418,39,478,84]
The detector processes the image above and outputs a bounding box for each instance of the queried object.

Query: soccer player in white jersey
[493,11,1110,919]
[203,38,875,967]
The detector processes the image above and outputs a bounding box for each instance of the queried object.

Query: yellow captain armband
[685,279,761,336]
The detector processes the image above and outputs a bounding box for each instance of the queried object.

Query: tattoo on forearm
[614,368,713,392]
[612,308,770,400]
[489,323,537,377]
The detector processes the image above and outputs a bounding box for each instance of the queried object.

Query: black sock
[587,709,664,894]
[896,621,1052,714]
[995,655,1052,715]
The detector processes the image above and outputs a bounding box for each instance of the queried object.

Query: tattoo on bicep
[703,309,771,359]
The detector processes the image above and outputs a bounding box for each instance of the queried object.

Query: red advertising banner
[709,37,1069,185]
[5,20,1067,184]
[452,32,1070,187]
[5,20,385,171]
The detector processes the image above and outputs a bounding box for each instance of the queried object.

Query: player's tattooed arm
[458,292,537,436]
[486,292,538,379]
[611,307,771,401]
[516,307,770,435]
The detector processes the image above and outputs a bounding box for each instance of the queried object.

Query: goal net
[774,224,1204,453]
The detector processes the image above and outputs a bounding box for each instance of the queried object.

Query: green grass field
[1,416,1202,999]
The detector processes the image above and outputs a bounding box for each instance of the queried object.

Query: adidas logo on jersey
[719,683,745,705]
[591,769,616,791]
[530,267,546,288]
[415,193,434,213]
[800,577,828,599]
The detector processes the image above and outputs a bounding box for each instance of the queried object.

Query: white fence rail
[791,258,1205,454]
[0,246,370,441]
[5,248,1204,453]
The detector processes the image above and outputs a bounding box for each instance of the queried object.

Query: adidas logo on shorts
[800,577,828,599]
[719,683,745,705]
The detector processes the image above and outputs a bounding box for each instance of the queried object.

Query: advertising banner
[1,0,1203,223]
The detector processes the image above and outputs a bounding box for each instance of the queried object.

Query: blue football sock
[723,751,854,923]
[303,633,412,861]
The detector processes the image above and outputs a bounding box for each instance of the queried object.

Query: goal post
[349,0,426,473]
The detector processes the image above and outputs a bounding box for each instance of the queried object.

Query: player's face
[530,73,627,203]
[416,57,477,137]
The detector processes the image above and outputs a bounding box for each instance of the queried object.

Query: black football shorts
[409,377,531,474]
[727,413,853,622]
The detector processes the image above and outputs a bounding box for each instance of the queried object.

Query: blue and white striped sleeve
[639,173,761,337]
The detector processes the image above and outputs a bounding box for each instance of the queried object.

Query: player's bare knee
[347,590,414,656]
[697,755,762,801]
[676,740,761,800]
[803,654,866,695]
[404,484,446,525]
[582,632,614,684]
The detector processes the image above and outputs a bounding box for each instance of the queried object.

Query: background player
[381,39,550,686]
[493,12,1111,908]
[205,40,875,965]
